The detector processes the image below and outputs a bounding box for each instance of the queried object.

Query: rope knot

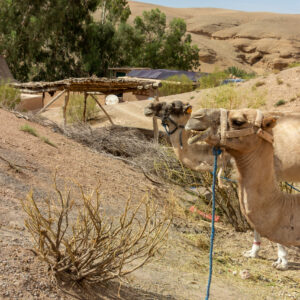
[212,147,222,156]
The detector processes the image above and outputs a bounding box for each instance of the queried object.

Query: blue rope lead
[284,182,300,193]
[205,147,222,300]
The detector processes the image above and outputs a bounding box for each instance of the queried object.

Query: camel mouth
[188,129,209,144]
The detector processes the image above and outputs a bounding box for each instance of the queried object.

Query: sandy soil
[0,99,299,299]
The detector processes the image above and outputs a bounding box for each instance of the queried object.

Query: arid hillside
[2,68,300,298]
[124,1,300,73]
[1,107,299,299]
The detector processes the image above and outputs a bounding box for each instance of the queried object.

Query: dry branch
[0,153,36,173]
[20,176,173,289]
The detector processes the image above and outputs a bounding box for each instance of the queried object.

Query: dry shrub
[197,84,266,110]
[196,171,250,232]
[0,80,21,109]
[154,147,250,232]
[159,75,194,96]
[20,177,172,290]
[57,124,169,174]
[66,93,99,123]
[21,115,248,231]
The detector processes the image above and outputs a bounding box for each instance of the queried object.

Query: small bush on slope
[0,81,20,109]
[21,176,172,292]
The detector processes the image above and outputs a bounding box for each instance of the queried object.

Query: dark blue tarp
[127,69,208,82]
[222,79,245,85]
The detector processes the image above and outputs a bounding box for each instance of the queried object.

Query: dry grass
[65,94,99,124]
[20,124,57,147]
[153,147,250,232]
[276,77,284,85]
[0,81,21,109]
[194,84,266,110]
[20,116,250,232]
[20,124,39,137]
[20,175,173,294]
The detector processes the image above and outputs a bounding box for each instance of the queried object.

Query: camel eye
[232,119,246,127]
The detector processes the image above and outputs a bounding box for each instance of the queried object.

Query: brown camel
[186,108,300,182]
[144,101,231,172]
[186,108,300,248]
[145,102,288,269]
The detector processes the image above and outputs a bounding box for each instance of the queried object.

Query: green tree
[133,8,166,68]
[99,0,131,24]
[0,2,199,81]
[162,18,200,70]
[0,0,100,81]
[0,0,130,81]
[81,22,118,77]
[117,9,200,70]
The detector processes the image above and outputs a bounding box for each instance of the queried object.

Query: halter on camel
[161,105,192,149]
[220,108,274,146]
[217,109,274,187]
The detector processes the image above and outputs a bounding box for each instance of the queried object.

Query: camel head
[185,108,222,145]
[186,108,277,153]
[144,101,192,126]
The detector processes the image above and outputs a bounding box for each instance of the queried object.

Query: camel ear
[262,116,278,129]
[184,105,192,114]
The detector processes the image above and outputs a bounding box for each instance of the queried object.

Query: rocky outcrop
[129,3,300,72]
[198,48,217,63]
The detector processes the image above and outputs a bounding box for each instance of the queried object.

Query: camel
[186,108,300,182]
[144,101,289,269]
[186,108,300,249]
[144,100,225,172]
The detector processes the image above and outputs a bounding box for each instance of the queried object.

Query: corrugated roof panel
[127,69,208,82]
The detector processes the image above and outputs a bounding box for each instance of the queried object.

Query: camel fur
[145,102,288,269]
[186,108,300,247]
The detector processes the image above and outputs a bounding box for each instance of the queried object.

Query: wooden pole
[83,92,87,123]
[89,94,114,125]
[42,92,45,107]
[37,89,66,114]
[153,88,160,143]
[63,91,70,126]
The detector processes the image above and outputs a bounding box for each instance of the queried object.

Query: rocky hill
[127,1,300,73]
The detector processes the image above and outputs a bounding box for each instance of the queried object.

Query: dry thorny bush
[20,176,173,292]
[17,113,250,231]
[18,114,295,232]
[153,147,250,232]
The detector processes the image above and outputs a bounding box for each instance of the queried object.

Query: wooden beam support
[63,91,70,126]
[153,88,160,143]
[153,116,159,144]
[37,89,66,114]
[89,94,114,125]
[42,92,45,107]
[83,92,87,123]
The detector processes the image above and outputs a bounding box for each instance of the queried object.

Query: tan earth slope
[126,1,300,73]
[1,100,300,299]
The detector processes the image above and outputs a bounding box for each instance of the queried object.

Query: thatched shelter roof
[11,77,161,94]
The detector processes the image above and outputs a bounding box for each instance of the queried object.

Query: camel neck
[230,141,300,246]
[167,122,188,148]
[234,142,278,195]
